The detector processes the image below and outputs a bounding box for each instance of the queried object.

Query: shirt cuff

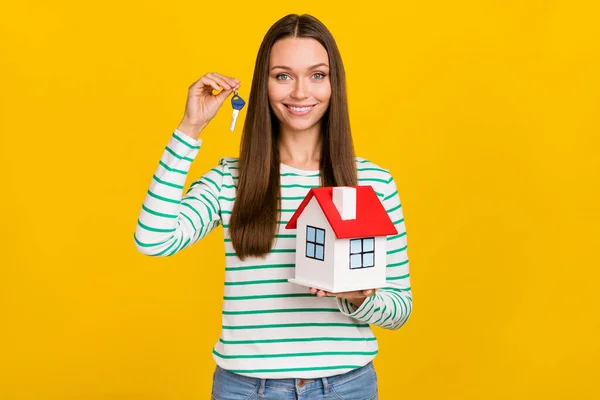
[336,295,376,321]
[173,128,202,147]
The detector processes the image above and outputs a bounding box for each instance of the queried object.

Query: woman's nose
[291,80,308,99]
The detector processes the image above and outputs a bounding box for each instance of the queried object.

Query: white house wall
[332,236,388,292]
[294,197,335,289]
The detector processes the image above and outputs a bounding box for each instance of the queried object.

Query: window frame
[306,225,326,261]
[349,237,376,269]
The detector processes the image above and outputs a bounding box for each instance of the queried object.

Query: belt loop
[322,377,330,396]
[258,378,266,397]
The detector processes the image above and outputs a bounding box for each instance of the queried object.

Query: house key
[230,89,246,131]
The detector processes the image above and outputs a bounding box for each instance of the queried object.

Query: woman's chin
[280,117,322,133]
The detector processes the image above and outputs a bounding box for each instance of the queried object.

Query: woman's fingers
[309,288,375,298]
[193,72,240,94]
[211,72,240,90]
[309,287,328,297]
[199,75,221,92]
[206,73,240,91]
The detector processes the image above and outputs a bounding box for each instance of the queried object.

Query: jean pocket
[211,366,259,400]
[331,365,378,400]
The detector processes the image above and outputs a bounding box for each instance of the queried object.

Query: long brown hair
[229,14,358,260]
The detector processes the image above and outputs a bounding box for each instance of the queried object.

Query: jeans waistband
[215,361,374,392]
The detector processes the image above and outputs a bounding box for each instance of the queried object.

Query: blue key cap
[231,94,246,110]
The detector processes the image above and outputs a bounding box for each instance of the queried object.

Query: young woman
[134,13,412,400]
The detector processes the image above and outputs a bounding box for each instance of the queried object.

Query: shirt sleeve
[336,172,413,330]
[133,129,224,256]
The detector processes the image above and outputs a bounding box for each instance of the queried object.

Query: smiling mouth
[284,104,317,112]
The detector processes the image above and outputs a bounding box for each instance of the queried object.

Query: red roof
[285,186,398,239]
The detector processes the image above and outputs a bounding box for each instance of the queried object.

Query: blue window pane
[307,226,315,242]
[363,238,374,252]
[315,244,324,260]
[350,239,362,254]
[363,252,374,267]
[316,229,325,244]
[307,242,315,258]
[350,254,362,269]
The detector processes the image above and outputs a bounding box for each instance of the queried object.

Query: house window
[349,237,375,269]
[306,226,325,261]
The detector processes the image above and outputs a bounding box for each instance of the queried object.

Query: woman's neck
[278,123,323,170]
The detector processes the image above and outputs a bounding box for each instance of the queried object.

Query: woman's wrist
[177,120,207,140]
[348,296,367,308]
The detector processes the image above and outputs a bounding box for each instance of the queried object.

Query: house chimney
[332,187,356,220]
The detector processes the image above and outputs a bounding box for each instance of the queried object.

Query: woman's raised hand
[177,72,240,139]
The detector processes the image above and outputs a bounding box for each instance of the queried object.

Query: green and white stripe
[134,129,413,379]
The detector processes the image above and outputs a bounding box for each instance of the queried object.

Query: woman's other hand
[309,287,376,308]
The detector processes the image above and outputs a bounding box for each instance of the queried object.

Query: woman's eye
[313,73,325,79]
[276,74,290,81]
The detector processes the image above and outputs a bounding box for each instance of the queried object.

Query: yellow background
[1,0,599,398]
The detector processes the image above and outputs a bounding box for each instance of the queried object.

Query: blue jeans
[211,362,378,400]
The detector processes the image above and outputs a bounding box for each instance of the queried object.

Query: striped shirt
[134,129,413,379]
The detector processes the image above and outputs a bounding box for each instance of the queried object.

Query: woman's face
[268,37,332,133]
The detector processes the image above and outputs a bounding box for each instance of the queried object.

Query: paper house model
[285,186,398,293]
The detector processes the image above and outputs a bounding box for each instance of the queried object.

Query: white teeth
[289,105,313,112]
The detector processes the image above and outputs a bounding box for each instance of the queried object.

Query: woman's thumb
[216,88,233,104]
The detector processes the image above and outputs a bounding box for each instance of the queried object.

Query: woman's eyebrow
[270,63,330,71]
